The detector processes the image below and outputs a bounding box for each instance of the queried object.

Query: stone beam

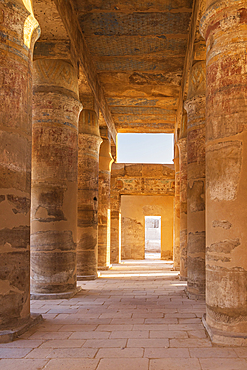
[53,0,117,143]
[175,0,200,139]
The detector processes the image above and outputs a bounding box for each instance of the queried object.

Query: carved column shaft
[31,59,82,298]
[77,107,102,279]
[110,171,121,264]
[201,0,247,344]
[177,135,188,280]
[173,146,180,271]
[98,128,113,270]
[0,0,40,335]
[184,61,206,299]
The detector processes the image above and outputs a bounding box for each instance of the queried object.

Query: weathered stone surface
[53,0,117,142]
[184,60,206,298]
[31,59,82,296]
[0,0,39,332]
[177,136,187,280]
[121,216,144,260]
[111,164,175,262]
[201,0,247,342]
[98,128,113,269]
[121,195,174,260]
[173,146,180,270]
[77,107,102,279]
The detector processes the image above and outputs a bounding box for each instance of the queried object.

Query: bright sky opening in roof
[117,133,174,164]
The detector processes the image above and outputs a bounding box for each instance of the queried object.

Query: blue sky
[117,133,174,164]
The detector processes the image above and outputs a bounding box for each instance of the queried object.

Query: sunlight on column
[22,0,40,49]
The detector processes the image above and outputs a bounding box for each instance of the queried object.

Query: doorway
[145,216,161,259]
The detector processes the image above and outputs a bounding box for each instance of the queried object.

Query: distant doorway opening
[145,216,161,259]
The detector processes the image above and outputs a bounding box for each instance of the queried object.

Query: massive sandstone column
[31,59,82,298]
[184,61,206,299]
[98,128,113,270]
[110,170,121,264]
[173,144,180,270]
[201,0,247,344]
[77,104,102,279]
[0,0,41,340]
[177,112,187,280]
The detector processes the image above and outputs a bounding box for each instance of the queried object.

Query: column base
[98,265,112,271]
[30,286,82,300]
[185,288,205,301]
[202,314,247,346]
[0,313,43,343]
[77,273,99,281]
[179,275,188,281]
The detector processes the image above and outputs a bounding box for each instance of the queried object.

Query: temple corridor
[0,260,247,369]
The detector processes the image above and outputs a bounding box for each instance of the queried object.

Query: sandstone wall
[121,195,174,260]
[111,163,175,262]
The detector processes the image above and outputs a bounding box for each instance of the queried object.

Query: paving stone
[96,324,133,331]
[83,339,127,348]
[149,330,188,339]
[69,331,110,339]
[28,332,73,340]
[127,338,169,348]
[144,348,190,358]
[2,261,244,369]
[58,325,97,332]
[190,348,237,358]
[234,348,247,357]
[40,340,85,348]
[46,348,97,358]
[25,349,53,359]
[0,359,49,370]
[170,338,212,347]
[96,348,144,358]
[110,330,149,339]
[199,358,247,370]
[0,340,43,348]
[0,348,32,359]
[133,324,169,331]
[42,359,99,370]
[97,358,148,370]
[187,330,207,339]
[150,358,201,370]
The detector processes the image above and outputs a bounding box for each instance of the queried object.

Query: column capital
[200,0,247,40]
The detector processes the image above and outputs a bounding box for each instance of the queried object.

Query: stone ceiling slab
[69,0,194,134]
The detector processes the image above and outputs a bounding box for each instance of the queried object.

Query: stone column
[200,0,247,344]
[77,106,102,280]
[110,196,121,264]
[0,0,41,341]
[184,61,206,299]
[31,59,82,298]
[98,128,113,270]
[173,145,180,270]
[177,112,188,280]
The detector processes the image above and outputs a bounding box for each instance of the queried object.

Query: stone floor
[1,259,247,370]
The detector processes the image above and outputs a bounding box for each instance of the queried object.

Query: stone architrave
[184,60,206,299]
[200,0,247,344]
[77,107,102,280]
[0,0,41,341]
[98,128,113,270]
[31,59,82,299]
